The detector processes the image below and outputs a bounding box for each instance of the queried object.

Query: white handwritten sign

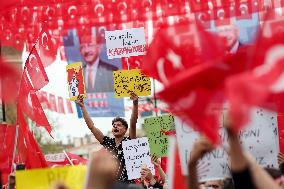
[45,153,66,162]
[176,108,279,182]
[122,137,155,180]
[105,27,146,59]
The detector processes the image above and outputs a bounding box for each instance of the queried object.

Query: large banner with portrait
[63,27,125,117]
[209,12,260,51]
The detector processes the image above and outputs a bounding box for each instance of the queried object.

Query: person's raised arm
[224,114,256,189]
[76,95,104,143]
[129,92,138,139]
[245,153,281,189]
[188,136,214,189]
[151,155,166,184]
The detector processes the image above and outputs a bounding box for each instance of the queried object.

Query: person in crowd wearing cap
[79,35,118,93]
[76,92,138,184]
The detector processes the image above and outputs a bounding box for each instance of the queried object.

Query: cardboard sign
[122,137,155,180]
[113,69,151,98]
[16,165,86,189]
[144,115,175,157]
[176,108,279,182]
[105,27,146,59]
[45,153,66,162]
[66,62,86,101]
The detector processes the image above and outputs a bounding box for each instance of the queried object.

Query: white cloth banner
[122,137,155,180]
[175,108,279,182]
[105,27,146,59]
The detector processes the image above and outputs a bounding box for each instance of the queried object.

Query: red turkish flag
[57,96,66,114]
[49,94,58,112]
[17,108,48,169]
[157,48,250,143]
[46,152,87,167]
[24,46,49,91]
[167,137,187,189]
[143,22,235,143]
[0,58,20,102]
[189,0,209,12]
[18,72,52,135]
[195,11,212,29]
[37,90,50,109]
[121,55,143,70]
[37,25,58,67]
[235,1,253,20]
[142,22,226,86]
[65,152,88,165]
[66,99,74,114]
[226,31,284,129]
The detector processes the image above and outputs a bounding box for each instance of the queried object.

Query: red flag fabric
[142,21,226,86]
[121,55,143,70]
[66,99,74,113]
[157,48,252,143]
[24,46,49,91]
[37,90,50,109]
[18,72,52,135]
[45,152,88,167]
[57,96,65,114]
[278,113,284,153]
[49,94,58,112]
[226,30,284,129]
[16,107,48,169]
[37,24,58,67]
[167,137,187,189]
[143,21,242,143]
[0,58,20,102]
[0,124,16,184]
[65,152,88,165]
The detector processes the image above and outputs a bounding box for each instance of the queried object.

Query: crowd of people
[2,91,284,189]
[1,18,283,188]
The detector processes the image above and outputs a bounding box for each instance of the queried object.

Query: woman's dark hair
[112,117,128,129]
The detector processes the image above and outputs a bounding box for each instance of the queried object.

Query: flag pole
[63,150,74,166]
[153,79,158,116]
[11,125,19,173]
[0,41,6,122]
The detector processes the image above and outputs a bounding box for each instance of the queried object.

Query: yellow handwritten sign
[16,165,86,189]
[113,69,151,98]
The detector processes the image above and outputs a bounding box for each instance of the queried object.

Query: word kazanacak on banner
[105,27,146,59]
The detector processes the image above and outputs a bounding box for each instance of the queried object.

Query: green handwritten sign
[144,115,175,157]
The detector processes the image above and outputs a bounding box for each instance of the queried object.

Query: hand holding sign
[75,95,85,108]
[190,136,214,164]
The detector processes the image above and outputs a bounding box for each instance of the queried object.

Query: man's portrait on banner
[79,35,119,93]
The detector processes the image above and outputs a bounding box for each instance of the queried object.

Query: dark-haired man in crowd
[76,92,138,184]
